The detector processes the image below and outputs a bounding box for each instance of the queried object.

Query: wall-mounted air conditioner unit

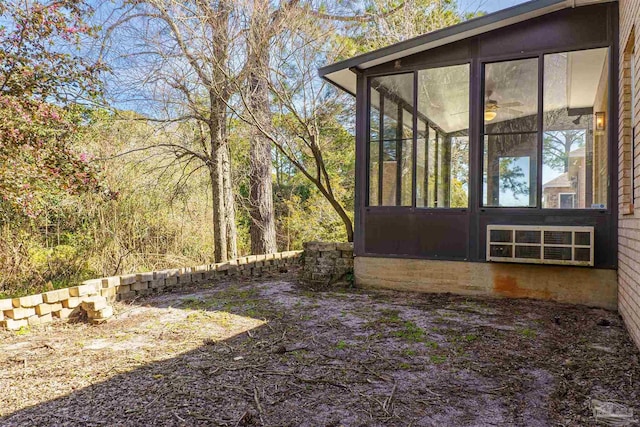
[486,225,594,267]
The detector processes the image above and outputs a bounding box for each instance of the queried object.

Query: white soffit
[567,48,608,109]
[325,69,356,94]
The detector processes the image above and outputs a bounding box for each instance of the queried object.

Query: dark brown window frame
[478,45,613,213]
[366,62,472,210]
[480,55,539,209]
[368,72,415,207]
[365,44,613,212]
[355,3,618,267]
[365,43,614,213]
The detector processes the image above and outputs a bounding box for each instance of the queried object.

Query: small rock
[273,345,287,354]
[233,356,244,361]
[589,344,614,354]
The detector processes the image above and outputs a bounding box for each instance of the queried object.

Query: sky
[458,0,531,15]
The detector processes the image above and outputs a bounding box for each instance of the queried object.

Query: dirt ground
[1,269,639,427]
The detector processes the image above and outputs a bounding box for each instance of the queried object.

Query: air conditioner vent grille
[515,230,541,244]
[575,247,591,262]
[487,225,594,267]
[575,232,591,246]
[515,245,541,259]
[544,230,572,245]
[544,246,572,261]
[490,244,512,258]
[490,229,512,243]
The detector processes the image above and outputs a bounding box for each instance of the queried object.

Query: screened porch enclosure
[368,65,470,209]
[353,2,618,268]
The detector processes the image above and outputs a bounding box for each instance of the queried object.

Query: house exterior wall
[618,0,640,349]
[542,151,587,208]
[355,3,618,269]
[544,186,575,208]
[349,3,628,323]
[355,257,618,310]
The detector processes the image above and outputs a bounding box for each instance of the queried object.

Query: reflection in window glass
[382,100,398,206]
[559,193,576,208]
[416,64,469,208]
[450,136,469,207]
[483,58,538,207]
[483,135,537,206]
[416,120,427,207]
[542,48,609,209]
[369,74,414,206]
[426,127,436,206]
[369,91,380,206]
[401,111,413,206]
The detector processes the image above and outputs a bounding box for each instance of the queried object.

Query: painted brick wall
[619,0,640,350]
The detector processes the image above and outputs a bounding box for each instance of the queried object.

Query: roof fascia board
[359,7,565,68]
[319,0,566,78]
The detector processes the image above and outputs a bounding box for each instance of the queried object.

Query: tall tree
[235,7,357,241]
[544,130,586,173]
[245,0,280,254]
[362,0,465,48]
[103,0,242,262]
[243,0,305,255]
[236,0,469,242]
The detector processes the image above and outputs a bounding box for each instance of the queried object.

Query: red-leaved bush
[0,0,106,217]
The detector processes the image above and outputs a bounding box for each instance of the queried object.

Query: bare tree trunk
[222,142,237,258]
[247,1,277,255]
[249,124,277,254]
[209,162,227,262]
[248,72,277,254]
[209,114,228,263]
[328,195,354,242]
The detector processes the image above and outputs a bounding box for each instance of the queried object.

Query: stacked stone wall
[0,251,302,330]
[300,242,354,286]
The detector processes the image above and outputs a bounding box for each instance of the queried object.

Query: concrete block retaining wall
[0,251,302,331]
[300,242,354,286]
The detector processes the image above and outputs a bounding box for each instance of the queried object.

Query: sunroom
[319,0,619,309]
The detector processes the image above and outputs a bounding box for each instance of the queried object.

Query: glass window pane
[416,120,427,207]
[369,92,380,206]
[483,134,538,207]
[369,74,414,206]
[484,58,538,133]
[427,128,437,206]
[450,136,469,207]
[542,48,609,209]
[483,58,538,207]
[401,113,413,206]
[382,102,397,206]
[416,64,469,208]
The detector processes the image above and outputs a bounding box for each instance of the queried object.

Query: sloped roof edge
[319,0,615,96]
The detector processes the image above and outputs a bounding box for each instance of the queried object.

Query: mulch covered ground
[1,269,639,426]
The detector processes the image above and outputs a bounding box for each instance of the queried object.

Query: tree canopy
[0,0,105,217]
[1,0,476,297]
